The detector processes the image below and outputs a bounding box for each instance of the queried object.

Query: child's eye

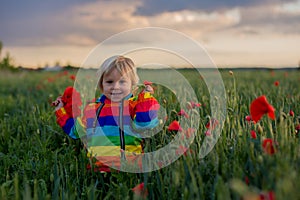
[106,80,113,84]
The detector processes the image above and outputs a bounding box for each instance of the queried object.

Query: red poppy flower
[192,102,201,108]
[70,75,76,80]
[245,115,252,122]
[244,176,249,185]
[274,81,279,86]
[289,110,294,117]
[143,80,153,85]
[177,109,189,118]
[36,84,43,90]
[186,101,201,109]
[61,86,82,117]
[185,128,195,138]
[47,77,54,83]
[132,182,148,199]
[164,115,168,122]
[205,130,211,136]
[250,130,257,139]
[262,138,276,155]
[86,161,108,172]
[250,95,275,123]
[295,124,300,134]
[168,120,182,131]
[181,128,195,140]
[205,118,219,130]
[259,191,275,200]
[61,87,82,106]
[205,121,210,129]
[157,161,166,168]
[175,145,191,156]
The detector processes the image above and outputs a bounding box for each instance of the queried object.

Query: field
[0,68,300,200]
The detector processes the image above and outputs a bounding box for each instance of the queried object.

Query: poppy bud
[50,174,54,182]
[257,124,263,134]
[289,110,294,117]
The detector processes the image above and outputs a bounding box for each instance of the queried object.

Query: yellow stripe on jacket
[88,145,143,157]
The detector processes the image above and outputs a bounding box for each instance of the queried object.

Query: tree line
[0,41,15,70]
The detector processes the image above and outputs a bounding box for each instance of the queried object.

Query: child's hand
[52,96,64,111]
[144,85,154,94]
[143,80,154,94]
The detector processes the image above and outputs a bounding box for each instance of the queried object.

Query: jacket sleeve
[130,92,160,130]
[55,107,86,139]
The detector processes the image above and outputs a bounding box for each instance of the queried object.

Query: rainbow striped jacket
[55,92,160,171]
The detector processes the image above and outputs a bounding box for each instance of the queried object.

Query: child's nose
[112,82,120,89]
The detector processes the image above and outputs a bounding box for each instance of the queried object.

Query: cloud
[145,9,240,36]
[1,0,299,47]
[229,2,300,36]
[1,0,147,46]
[132,0,300,36]
[276,0,300,14]
[0,0,94,46]
[133,0,295,15]
[0,0,95,17]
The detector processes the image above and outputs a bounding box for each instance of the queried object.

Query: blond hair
[97,55,139,91]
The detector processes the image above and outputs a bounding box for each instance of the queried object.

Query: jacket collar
[96,93,133,104]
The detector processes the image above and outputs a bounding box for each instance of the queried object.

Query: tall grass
[0,69,300,199]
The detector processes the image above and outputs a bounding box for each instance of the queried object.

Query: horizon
[14,63,300,70]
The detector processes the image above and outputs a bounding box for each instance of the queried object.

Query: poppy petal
[132,182,148,198]
[250,95,275,123]
[262,138,276,155]
[168,120,182,131]
[250,130,257,139]
[267,104,275,120]
[143,80,153,85]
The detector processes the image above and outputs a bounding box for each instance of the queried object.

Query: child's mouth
[111,92,122,96]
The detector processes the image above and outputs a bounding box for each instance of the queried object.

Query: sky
[1,0,300,68]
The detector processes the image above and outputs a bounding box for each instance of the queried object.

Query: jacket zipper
[119,99,126,160]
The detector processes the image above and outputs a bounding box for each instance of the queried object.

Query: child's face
[102,68,132,102]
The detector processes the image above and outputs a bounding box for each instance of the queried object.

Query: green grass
[0,68,300,199]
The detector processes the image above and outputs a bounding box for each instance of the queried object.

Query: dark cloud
[0,0,96,45]
[0,0,98,17]
[134,0,295,15]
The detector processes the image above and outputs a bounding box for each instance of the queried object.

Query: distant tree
[0,41,17,71]
[54,61,60,67]
[0,40,2,59]
[0,52,16,71]
[0,52,14,69]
